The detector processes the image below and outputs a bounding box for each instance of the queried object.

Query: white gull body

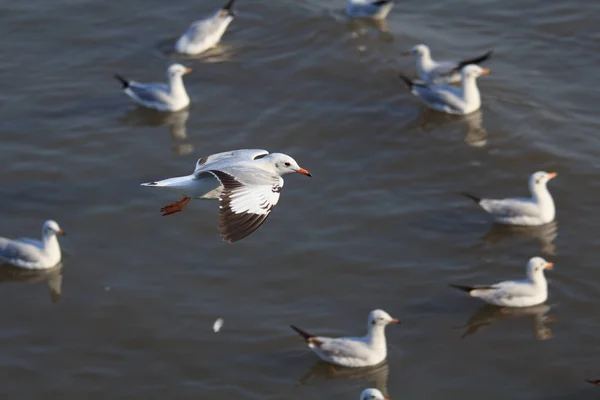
[346,0,394,20]
[0,220,65,270]
[175,0,236,56]
[290,309,400,368]
[403,44,492,85]
[399,64,490,115]
[114,64,191,112]
[141,149,311,242]
[450,257,553,308]
[464,171,557,226]
[360,388,388,400]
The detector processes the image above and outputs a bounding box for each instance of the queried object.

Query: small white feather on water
[213,318,224,332]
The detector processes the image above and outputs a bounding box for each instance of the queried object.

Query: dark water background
[2,0,600,398]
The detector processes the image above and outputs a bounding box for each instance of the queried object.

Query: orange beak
[545,262,554,270]
[548,172,557,180]
[480,68,491,75]
[402,51,411,56]
[57,229,66,236]
[390,318,400,324]
[184,67,193,74]
[296,168,312,177]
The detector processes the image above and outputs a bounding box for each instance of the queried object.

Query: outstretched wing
[194,149,269,174]
[201,168,282,242]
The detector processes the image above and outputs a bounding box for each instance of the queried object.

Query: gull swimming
[0,220,66,270]
[346,0,394,20]
[360,389,388,400]
[450,257,553,308]
[141,149,311,243]
[114,64,192,112]
[463,171,557,226]
[290,309,400,368]
[403,44,492,85]
[175,0,236,56]
[399,64,490,115]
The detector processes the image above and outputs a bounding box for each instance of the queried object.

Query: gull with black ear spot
[0,220,66,270]
[450,257,554,307]
[462,171,557,226]
[290,309,400,368]
[175,0,237,56]
[114,64,192,112]
[399,64,490,115]
[402,44,493,85]
[360,388,389,400]
[141,149,311,243]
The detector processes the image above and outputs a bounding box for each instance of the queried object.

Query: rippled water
[2,0,600,398]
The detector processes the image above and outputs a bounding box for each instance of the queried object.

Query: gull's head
[368,309,400,327]
[218,0,236,18]
[461,64,490,79]
[167,64,192,79]
[526,257,553,278]
[43,220,66,237]
[267,153,311,177]
[529,171,557,192]
[403,44,429,57]
[360,388,388,400]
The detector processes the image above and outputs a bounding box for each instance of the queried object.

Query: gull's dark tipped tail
[398,74,413,90]
[449,284,475,293]
[290,325,313,341]
[462,192,481,204]
[372,0,392,5]
[114,74,129,89]
[222,0,236,15]
[585,379,600,386]
[457,50,493,70]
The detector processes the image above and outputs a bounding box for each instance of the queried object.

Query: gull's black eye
[284,162,290,167]
[536,179,540,184]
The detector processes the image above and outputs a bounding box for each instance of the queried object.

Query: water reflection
[0,263,63,303]
[346,19,393,42]
[298,360,389,397]
[458,304,556,341]
[462,110,487,148]
[412,109,488,148]
[481,221,558,255]
[119,108,193,155]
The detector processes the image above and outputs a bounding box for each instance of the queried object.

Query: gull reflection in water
[458,304,556,341]
[412,109,488,148]
[0,263,63,303]
[462,110,487,148]
[120,108,193,155]
[298,360,389,397]
[481,221,558,255]
[346,18,392,43]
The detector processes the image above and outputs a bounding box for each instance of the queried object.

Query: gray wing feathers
[0,238,41,267]
[413,86,465,113]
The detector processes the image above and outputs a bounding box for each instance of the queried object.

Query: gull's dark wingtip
[114,74,129,89]
[222,0,236,15]
[449,284,475,293]
[461,192,481,204]
[290,325,313,341]
[398,74,413,90]
[457,50,494,70]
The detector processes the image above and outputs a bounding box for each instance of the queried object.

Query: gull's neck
[42,232,61,256]
[417,52,434,74]
[168,75,188,99]
[530,183,553,204]
[460,74,481,108]
[365,324,387,350]
[528,271,548,288]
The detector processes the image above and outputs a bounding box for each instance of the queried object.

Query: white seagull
[175,0,236,56]
[346,0,394,20]
[463,171,557,226]
[403,44,492,85]
[360,389,388,400]
[450,257,553,308]
[141,149,311,243]
[114,64,192,112]
[399,64,490,115]
[290,309,400,368]
[0,220,66,270]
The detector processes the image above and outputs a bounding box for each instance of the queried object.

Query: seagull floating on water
[403,44,492,85]
[360,388,388,400]
[114,64,192,112]
[290,309,400,368]
[450,257,553,308]
[463,171,557,226]
[0,220,66,270]
[346,0,394,20]
[141,149,311,243]
[399,64,490,115]
[175,0,236,56]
